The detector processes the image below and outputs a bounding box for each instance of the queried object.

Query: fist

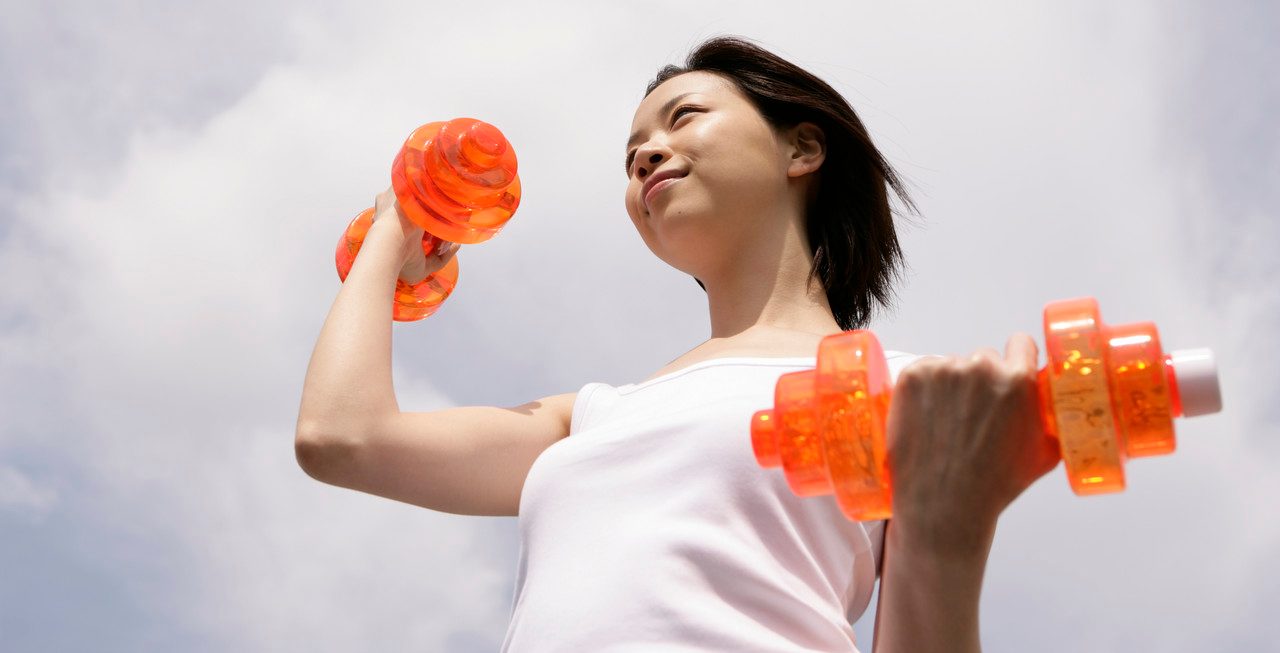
[372,185,460,285]
[884,333,1061,552]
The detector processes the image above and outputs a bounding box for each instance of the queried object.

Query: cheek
[700,154,777,205]
[624,184,643,219]
[696,135,779,196]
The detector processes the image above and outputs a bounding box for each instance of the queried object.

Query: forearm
[871,519,995,653]
[296,219,407,440]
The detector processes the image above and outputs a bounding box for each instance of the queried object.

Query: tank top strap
[568,381,621,436]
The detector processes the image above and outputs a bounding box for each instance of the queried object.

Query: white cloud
[0,464,58,516]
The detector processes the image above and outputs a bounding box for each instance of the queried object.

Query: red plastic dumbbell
[335,118,522,321]
[750,297,1223,522]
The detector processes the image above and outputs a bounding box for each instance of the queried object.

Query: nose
[633,147,666,180]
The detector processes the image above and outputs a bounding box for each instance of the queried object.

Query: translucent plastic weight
[335,118,522,321]
[749,296,1224,522]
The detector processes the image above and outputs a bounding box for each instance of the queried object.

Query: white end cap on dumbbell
[1168,348,1222,417]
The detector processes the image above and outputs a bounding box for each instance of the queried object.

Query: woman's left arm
[870,332,1062,652]
[871,510,996,652]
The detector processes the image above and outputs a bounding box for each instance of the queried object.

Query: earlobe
[788,122,826,177]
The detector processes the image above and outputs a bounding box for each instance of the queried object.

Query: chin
[655,223,726,266]
[646,197,701,222]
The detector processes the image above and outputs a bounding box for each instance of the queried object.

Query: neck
[699,220,844,341]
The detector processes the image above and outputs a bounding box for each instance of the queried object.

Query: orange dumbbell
[749,297,1223,522]
[335,118,522,321]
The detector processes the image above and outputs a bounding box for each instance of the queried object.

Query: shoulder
[521,390,578,436]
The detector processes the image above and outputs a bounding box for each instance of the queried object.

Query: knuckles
[896,353,1035,394]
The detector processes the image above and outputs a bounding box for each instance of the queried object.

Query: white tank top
[502,352,925,652]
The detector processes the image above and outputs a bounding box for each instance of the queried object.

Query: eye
[625,105,700,175]
[672,105,697,121]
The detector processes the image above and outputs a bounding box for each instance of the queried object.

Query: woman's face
[624,71,798,281]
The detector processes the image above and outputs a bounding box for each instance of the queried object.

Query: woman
[296,36,1060,652]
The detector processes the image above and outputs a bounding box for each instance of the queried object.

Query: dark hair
[645,36,920,331]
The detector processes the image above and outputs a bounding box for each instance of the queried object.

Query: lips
[642,170,687,211]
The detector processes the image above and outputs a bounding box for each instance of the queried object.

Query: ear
[786,121,826,178]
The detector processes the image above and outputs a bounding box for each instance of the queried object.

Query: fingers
[433,241,461,258]
[969,347,1001,363]
[400,250,429,285]
[1004,332,1038,374]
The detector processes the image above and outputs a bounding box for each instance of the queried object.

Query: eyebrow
[626,92,697,150]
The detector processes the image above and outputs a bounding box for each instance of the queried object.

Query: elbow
[294,423,360,483]
[294,434,330,482]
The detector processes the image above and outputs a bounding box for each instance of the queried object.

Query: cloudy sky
[1,1,1276,650]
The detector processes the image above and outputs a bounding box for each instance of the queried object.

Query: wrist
[367,213,411,242]
[876,519,991,653]
[887,514,997,563]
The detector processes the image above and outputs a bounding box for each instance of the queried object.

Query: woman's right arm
[294,188,427,445]
[293,189,574,517]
